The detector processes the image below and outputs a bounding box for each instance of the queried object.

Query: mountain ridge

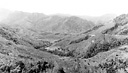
[0,11,95,34]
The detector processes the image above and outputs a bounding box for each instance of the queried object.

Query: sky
[0,0,128,16]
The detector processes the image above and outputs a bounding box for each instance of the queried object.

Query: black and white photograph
[0,0,128,73]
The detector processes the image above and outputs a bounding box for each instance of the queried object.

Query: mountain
[43,14,128,73]
[80,14,117,24]
[1,10,128,73]
[1,11,95,34]
[103,14,128,35]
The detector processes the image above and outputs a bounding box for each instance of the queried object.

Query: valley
[0,10,128,73]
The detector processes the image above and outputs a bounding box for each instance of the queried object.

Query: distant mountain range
[80,14,117,24]
[0,9,117,34]
[0,11,94,33]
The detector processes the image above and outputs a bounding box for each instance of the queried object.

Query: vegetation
[0,11,128,73]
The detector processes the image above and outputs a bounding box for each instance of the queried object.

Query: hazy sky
[0,0,128,16]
